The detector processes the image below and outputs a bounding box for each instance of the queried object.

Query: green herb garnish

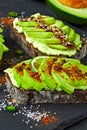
[5,105,17,112]
[8,11,19,18]
[15,49,24,55]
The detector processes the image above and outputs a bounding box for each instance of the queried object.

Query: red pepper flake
[0,17,13,25]
[0,75,6,84]
[41,115,58,125]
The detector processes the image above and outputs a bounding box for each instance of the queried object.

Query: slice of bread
[4,57,87,104]
[5,73,87,104]
[10,13,87,59]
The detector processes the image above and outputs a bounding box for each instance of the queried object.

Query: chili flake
[41,115,58,125]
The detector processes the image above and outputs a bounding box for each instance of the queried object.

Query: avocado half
[46,0,87,25]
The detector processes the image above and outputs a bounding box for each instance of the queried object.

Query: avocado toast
[4,56,87,104]
[10,13,87,59]
[0,27,9,67]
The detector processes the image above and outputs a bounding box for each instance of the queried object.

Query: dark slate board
[1,85,87,130]
[0,0,87,130]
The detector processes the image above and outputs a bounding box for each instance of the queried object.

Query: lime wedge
[30,56,49,72]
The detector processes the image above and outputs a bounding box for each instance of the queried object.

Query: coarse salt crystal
[0,87,57,128]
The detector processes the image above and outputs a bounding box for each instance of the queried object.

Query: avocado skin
[46,0,87,25]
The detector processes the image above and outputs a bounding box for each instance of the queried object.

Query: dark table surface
[0,0,87,130]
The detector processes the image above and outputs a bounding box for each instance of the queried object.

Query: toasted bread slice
[5,73,87,104]
[10,13,87,59]
[4,56,87,104]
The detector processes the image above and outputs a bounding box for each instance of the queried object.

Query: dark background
[0,0,87,130]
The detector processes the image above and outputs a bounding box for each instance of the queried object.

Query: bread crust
[5,73,87,104]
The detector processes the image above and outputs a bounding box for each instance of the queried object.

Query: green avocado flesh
[46,0,87,25]
[11,59,45,91]
[13,13,84,57]
[5,56,87,94]
[0,27,9,60]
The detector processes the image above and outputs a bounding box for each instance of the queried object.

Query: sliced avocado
[3,44,9,52]
[32,38,61,44]
[0,37,5,43]
[61,25,70,34]
[17,21,38,27]
[13,60,31,88]
[74,33,82,47]
[22,69,45,91]
[13,60,45,91]
[5,57,87,93]
[52,20,64,28]
[68,28,75,42]
[13,68,21,87]
[48,44,68,50]
[46,0,87,25]
[52,69,74,94]
[26,32,55,38]
[38,57,61,91]
[0,33,9,60]
[13,14,84,57]
[0,43,3,60]
[52,58,87,92]
[44,16,55,25]
[0,34,4,38]
[22,27,45,32]
[63,60,87,88]
[0,28,3,33]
